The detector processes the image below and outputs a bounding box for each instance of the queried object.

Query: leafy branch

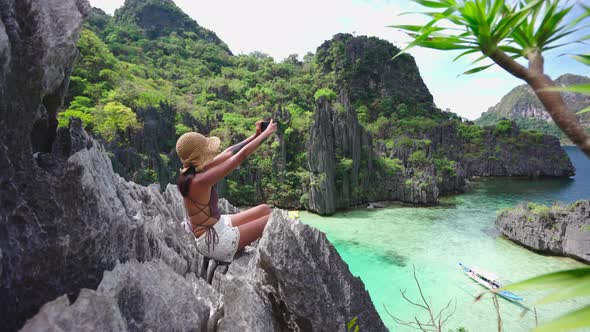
[501,267,590,331]
[391,0,590,157]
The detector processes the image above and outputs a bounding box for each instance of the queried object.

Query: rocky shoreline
[496,201,590,264]
[0,1,386,330]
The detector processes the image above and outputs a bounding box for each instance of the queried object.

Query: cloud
[89,0,123,14]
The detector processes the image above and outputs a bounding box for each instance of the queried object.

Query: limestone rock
[304,36,573,215]
[1,1,388,330]
[21,260,222,332]
[1,118,204,330]
[213,210,388,331]
[97,260,222,332]
[315,33,434,114]
[162,182,189,222]
[307,96,338,215]
[496,200,590,263]
[217,276,278,332]
[305,92,574,215]
[218,198,241,215]
[0,0,89,154]
[113,0,229,50]
[251,210,387,331]
[420,121,574,178]
[306,92,441,215]
[20,290,127,332]
[21,211,388,332]
[0,2,203,325]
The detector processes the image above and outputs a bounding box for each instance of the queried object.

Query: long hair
[177,166,196,197]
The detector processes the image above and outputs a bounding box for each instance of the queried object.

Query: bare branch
[435,299,457,329]
[415,317,436,332]
[413,266,432,312]
[492,295,503,332]
[383,304,428,331]
[440,301,457,328]
[385,265,457,332]
[400,289,430,311]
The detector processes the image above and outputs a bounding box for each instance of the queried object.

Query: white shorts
[182,215,240,263]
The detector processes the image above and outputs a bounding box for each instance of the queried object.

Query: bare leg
[237,214,270,250]
[229,204,272,227]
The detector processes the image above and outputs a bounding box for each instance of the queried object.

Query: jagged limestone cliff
[307,93,439,215]
[305,92,573,215]
[0,1,386,330]
[496,201,590,264]
[303,34,574,215]
[315,33,435,120]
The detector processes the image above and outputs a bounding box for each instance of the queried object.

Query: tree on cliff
[391,0,590,157]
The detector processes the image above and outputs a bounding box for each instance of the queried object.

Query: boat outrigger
[458,262,524,302]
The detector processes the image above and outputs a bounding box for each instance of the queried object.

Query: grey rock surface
[418,121,575,178]
[97,260,222,332]
[496,200,590,263]
[307,92,443,215]
[1,2,387,328]
[0,0,89,154]
[212,210,387,331]
[21,210,388,332]
[217,275,278,332]
[21,260,223,332]
[2,116,204,330]
[250,210,387,331]
[307,96,339,215]
[1,0,91,328]
[218,198,241,215]
[0,1,200,328]
[20,289,128,332]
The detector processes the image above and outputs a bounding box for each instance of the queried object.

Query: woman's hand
[255,120,264,136]
[262,119,278,137]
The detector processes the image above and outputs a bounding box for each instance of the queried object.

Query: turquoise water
[301,147,590,331]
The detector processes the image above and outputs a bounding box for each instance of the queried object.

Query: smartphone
[261,121,270,131]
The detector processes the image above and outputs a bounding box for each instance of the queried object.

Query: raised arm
[207,120,264,168]
[195,120,277,187]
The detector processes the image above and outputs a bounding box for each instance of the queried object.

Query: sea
[301,146,590,331]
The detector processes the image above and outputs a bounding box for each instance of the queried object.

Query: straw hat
[176,132,221,174]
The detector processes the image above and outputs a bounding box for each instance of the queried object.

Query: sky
[90,0,590,120]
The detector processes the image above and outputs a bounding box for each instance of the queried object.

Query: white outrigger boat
[459,262,524,302]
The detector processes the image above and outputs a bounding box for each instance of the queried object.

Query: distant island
[476,74,590,145]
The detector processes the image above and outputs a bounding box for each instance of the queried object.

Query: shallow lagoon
[301,147,590,331]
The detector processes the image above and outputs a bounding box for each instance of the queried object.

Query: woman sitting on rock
[176,120,277,262]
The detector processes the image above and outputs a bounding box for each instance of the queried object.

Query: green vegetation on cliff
[67,5,321,205]
[62,1,568,208]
